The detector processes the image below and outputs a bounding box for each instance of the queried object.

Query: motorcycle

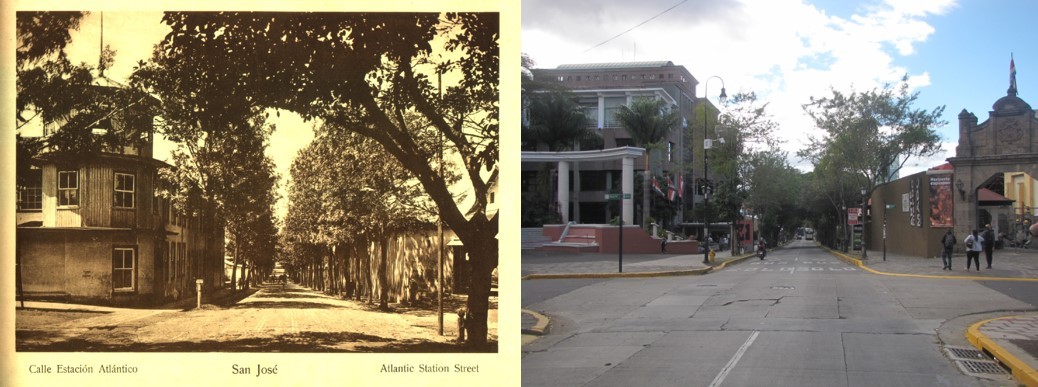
[757,248,766,260]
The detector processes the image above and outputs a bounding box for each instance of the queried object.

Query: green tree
[614,97,680,227]
[523,90,595,151]
[521,81,599,226]
[133,12,498,347]
[687,92,781,248]
[800,77,945,257]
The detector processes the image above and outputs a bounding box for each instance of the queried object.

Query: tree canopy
[133,12,499,347]
[800,77,945,195]
[615,97,680,227]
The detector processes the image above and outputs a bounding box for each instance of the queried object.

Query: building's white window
[18,168,42,211]
[114,172,135,208]
[58,170,79,206]
[112,247,135,291]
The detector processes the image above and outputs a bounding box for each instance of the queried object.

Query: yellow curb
[521,308,550,335]
[824,247,1038,282]
[967,317,1038,387]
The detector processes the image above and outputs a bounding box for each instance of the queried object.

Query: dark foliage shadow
[253,292,331,300]
[231,300,345,309]
[16,330,493,353]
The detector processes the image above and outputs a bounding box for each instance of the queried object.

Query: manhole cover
[697,284,717,287]
[958,360,1009,375]
[770,286,795,290]
[945,346,986,360]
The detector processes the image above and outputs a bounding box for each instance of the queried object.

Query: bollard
[456,307,467,343]
[195,278,204,309]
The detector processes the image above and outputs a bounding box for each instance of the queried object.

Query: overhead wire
[583,0,689,53]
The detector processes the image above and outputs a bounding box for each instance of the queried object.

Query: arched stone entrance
[948,77,1038,243]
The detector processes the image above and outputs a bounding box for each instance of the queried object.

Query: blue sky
[522,0,1038,175]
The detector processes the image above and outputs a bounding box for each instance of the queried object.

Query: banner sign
[929,174,954,227]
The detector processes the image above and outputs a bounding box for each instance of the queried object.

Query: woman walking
[965,230,984,271]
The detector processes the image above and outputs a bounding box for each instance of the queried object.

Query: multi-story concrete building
[523,61,709,226]
[16,86,223,306]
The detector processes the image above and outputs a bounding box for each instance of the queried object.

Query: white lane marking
[790,266,796,275]
[709,330,760,387]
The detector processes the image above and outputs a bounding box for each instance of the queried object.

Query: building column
[558,161,570,223]
[622,156,634,226]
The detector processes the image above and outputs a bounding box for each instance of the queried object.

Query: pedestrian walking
[940,229,956,270]
[983,224,996,268]
[965,230,984,271]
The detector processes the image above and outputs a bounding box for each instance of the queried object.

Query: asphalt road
[522,239,1030,386]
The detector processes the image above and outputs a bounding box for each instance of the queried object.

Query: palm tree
[522,90,597,151]
[522,89,601,225]
[615,97,680,227]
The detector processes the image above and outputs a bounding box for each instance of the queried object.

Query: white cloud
[523,0,955,170]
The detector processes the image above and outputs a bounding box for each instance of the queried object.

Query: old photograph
[13,10,499,356]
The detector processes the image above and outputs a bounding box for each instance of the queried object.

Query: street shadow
[255,292,331,300]
[231,300,345,309]
[16,330,492,352]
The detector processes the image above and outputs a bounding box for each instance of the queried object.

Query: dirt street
[17,282,498,352]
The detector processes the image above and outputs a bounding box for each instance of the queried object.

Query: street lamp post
[842,204,848,253]
[702,76,727,265]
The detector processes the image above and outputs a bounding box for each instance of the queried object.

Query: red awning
[978,188,1014,203]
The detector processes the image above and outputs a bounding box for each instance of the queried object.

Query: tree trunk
[243,254,251,290]
[365,240,373,304]
[230,233,240,290]
[464,237,497,348]
[378,236,390,310]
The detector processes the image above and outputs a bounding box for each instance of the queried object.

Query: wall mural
[909,177,922,227]
[929,174,954,227]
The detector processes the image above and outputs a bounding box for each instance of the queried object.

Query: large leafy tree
[284,123,428,310]
[615,97,681,227]
[222,115,280,291]
[521,76,599,226]
[16,12,151,176]
[135,12,498,346]
[688,92,780,249]
[743,151,802,244]
[522,90,595,151]
[800,77,945,257]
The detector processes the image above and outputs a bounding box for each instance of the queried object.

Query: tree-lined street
[522,240,1038,386]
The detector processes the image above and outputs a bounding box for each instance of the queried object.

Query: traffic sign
[847,207,861,225]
